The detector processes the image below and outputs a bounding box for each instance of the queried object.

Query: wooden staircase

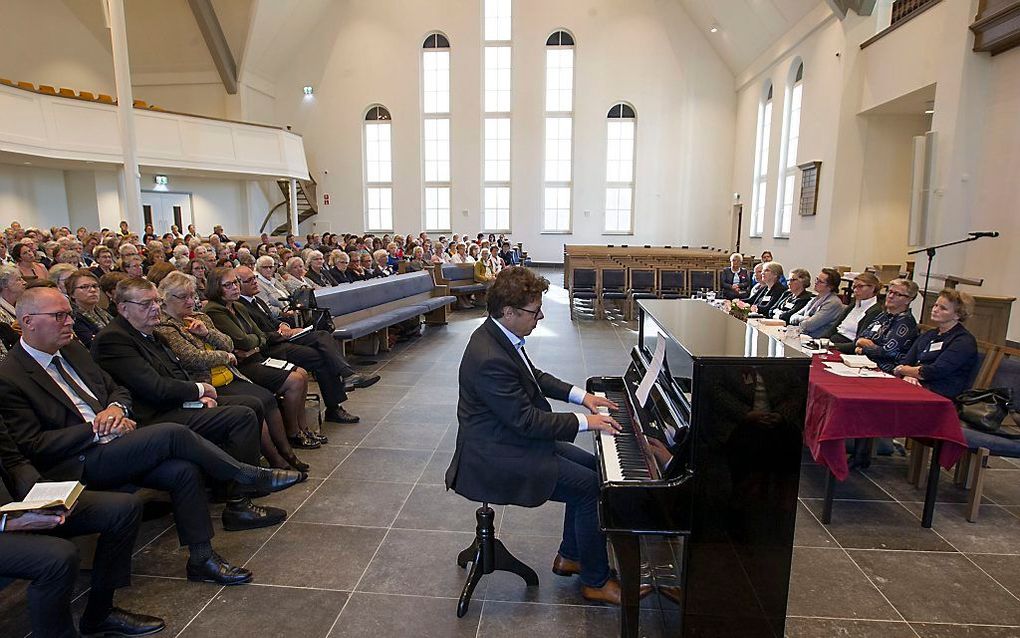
[261,177,318,236]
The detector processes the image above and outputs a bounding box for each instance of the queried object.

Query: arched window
[422,33,451,232]
[482,0,512,232]
[364,105,393,231]
[543,29,575,233]
[605,103,636,233]
[750,82,773,238]
[774,62,803,237]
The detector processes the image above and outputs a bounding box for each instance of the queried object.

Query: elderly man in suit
[0,416,165,638]
[0,286,304,589]
[446,267,650,605]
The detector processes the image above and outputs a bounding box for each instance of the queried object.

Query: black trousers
[151,396,261,465]
[81,422,244,545]
[0,490,142,638]
[268,341,348,408]
[218,378,278,416]
[291,330,355,378]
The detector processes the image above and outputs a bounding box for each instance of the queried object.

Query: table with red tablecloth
[803,354,967,526]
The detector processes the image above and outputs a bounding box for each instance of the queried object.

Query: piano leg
[610,533,641,638]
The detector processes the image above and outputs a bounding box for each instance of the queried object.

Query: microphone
[969,231,999,238]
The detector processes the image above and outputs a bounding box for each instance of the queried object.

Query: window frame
[773,61,803,239]
[749,82,773,239]
[363,104,394,233]
[603,102,637,235]
[481,0,513,233]
[541,29,576,234]
[422,32,452,233]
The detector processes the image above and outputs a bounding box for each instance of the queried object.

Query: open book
[841,354,878,368]
[287,325,313,341]
[1,481,84,513]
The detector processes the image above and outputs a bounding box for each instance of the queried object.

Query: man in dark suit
[0,287,304,588]
[234,266,379,392]
[90,277,296,530]
[446,267,646,605]
[0,417,165,638]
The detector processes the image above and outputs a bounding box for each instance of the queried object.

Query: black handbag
[956,388,1014,433]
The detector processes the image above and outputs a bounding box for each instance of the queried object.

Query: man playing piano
[446,267,647,605]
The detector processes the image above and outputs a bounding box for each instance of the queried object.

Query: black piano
[586,299,810,637]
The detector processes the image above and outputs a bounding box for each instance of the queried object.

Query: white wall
[139,173,246,237]
[273,0,736,262]
[0,164,71,230]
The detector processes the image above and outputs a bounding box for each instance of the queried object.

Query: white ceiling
[676,0,825,74]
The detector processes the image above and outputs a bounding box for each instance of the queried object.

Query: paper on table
[822,361,894,378]
[636,333,666,407]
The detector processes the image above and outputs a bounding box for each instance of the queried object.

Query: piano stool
[455,502,539,617]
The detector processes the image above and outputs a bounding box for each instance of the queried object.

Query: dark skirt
[237,358,291,394]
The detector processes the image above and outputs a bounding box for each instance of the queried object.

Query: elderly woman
[283,256,320,293]
[254,255,293,319]
[748,262,788,317]
[788,268,845,338]
[305,250,337,287]
[372,249,393,277]
[47,263,77,295]
[204,266,358,430]
[12,241,48,282]
[155,271,314,464]
[328,250,355,283]
[894,288,977,398]
[183,258,210,301]
[467,243,480,264]
[90,245,116,280]
[848,278,919,372]
[171,244,191,269]
[721,253,751,300]
[747,262,765,299]
[450,242,469,264]
[474,248,496,283]
[772,268,813,323]
[122,254,144,279]
[350,251,377,281]
[66,269,111,348]
[406,246,427,272]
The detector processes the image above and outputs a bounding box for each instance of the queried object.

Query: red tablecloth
[804,355,967,480]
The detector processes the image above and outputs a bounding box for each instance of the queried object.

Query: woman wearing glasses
[155,271,313,468]
[66,269,112,348]
[852,278,919,372]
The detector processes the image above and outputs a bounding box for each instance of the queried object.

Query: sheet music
[636,333,666,407]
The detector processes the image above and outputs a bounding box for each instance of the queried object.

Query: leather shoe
[186,551,253,586]
[552,554,582,577]
[344,373,381,391]
[580,578,653,606]
[221,498,287,531]
[288,432,321,449]
[80,607,165,637]
[254,468,306,494]
[325,406,360,423]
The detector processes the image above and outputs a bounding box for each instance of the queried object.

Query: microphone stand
[907,233,998,314]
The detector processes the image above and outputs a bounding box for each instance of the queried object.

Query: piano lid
[637,299,809,361]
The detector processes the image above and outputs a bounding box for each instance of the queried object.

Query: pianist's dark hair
[487,266,549,318]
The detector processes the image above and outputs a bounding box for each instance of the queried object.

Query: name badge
[928,341,943,352]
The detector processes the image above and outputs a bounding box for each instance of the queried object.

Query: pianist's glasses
[515,306,542,316]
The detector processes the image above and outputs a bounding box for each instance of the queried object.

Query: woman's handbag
[956,388,1014,434]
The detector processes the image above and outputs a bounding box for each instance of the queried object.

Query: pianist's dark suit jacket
[446,318,580,507]
[0,341,132,479]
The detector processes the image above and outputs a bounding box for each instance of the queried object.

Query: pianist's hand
[582,393,619,415]
[585,413,622,435]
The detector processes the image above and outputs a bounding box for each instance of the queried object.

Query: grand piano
[586,299,810,637]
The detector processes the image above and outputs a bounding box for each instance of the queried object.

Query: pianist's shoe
[580,577,653,606]
[552,553,582,577]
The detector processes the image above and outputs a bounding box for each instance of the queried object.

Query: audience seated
[254,255,293,318]
[894,288,978,398]
[773,268,813,323]
[846,278,919,372]
[746,262,765,300]
[283,256,320,293]
[748,262,787,317]
[720,252,751,300]
[12,241,48,282]
[67,269,112,348]
[828,272,882,347]
[0,286,304,590]
[788,268,845,338]
[474,248,496,284]
[305,250,338,287]
[0,263,24,328]
[373,249,394,277]
[328,250,356,282]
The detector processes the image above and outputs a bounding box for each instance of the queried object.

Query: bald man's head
[17,286,74,353]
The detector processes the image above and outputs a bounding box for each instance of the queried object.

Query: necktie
[52,355,103,415]
[254,296,273,317]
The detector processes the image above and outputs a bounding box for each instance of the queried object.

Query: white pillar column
[289,178,299,235]
[107,0,143,232]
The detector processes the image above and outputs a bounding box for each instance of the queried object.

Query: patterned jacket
[858,310,918,372]
[152,312,234,384]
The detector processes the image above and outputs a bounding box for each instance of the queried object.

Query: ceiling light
[923,100,934,115]
[303,85,313,96]
[709,23,719,33]
[924,109,934,115]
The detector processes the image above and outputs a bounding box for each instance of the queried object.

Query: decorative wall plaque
[798,161,822,216]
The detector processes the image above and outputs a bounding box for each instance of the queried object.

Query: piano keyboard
[594,391,652,482]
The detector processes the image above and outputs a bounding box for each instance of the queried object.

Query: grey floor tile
[359,420,448,450]
[978,469,1020,506]
[255,477,324,512]
[785,618,916,637]
[294,479,413,527]
[786,547,899,620]
[179,584,348,637]
[476,600,623,638]
[331,447,431,482]
[912,624,1020,637]
[863,464,981,504]
[319,421,379,447]
[132,515,277,579]
[83,574,220,637]
[850,549,1020,625]
[802,500,953,551]
[328,592,480,638]
[381,403,455,425]
[967,553,1020,598]
[798,464,893,501]
[357,528,478,598]
[480,533,600,606]
[292,444,354,480]
[437,425,458,451]
[793,500,836,548]
[501,502,566,537]
[393,482,500,532]
[420,450,455,484]
[373,370,424,387]
[243,522,386,590]
[904,503,1020,554]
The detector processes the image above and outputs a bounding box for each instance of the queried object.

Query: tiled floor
[2,267,1019,637]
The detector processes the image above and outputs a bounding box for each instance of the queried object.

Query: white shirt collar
[493,317,525,349]
[19,337,58,369]
[856,296,878,310]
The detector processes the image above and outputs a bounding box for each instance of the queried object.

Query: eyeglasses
[851,282,873,289]
[168,292,197,301]
[238,276,257,284]
[75,283,100,291]
[221,279,240,288]
[515,306,542,316]
[887,289,911,299]
[122,298,161,309]
[25,311,72,323]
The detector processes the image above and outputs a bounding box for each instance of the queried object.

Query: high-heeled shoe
[284,454,310,472]
[288,432,321,449]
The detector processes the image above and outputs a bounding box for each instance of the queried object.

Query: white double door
[140,191,193,234]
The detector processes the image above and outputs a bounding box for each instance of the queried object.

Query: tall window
[483,0,512,231]
[605,103,636,233]
[422,33,451,232]
[749,83,773,237]
[542,30,575,232]
[364,105,393,232]
[774,62,803,237]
